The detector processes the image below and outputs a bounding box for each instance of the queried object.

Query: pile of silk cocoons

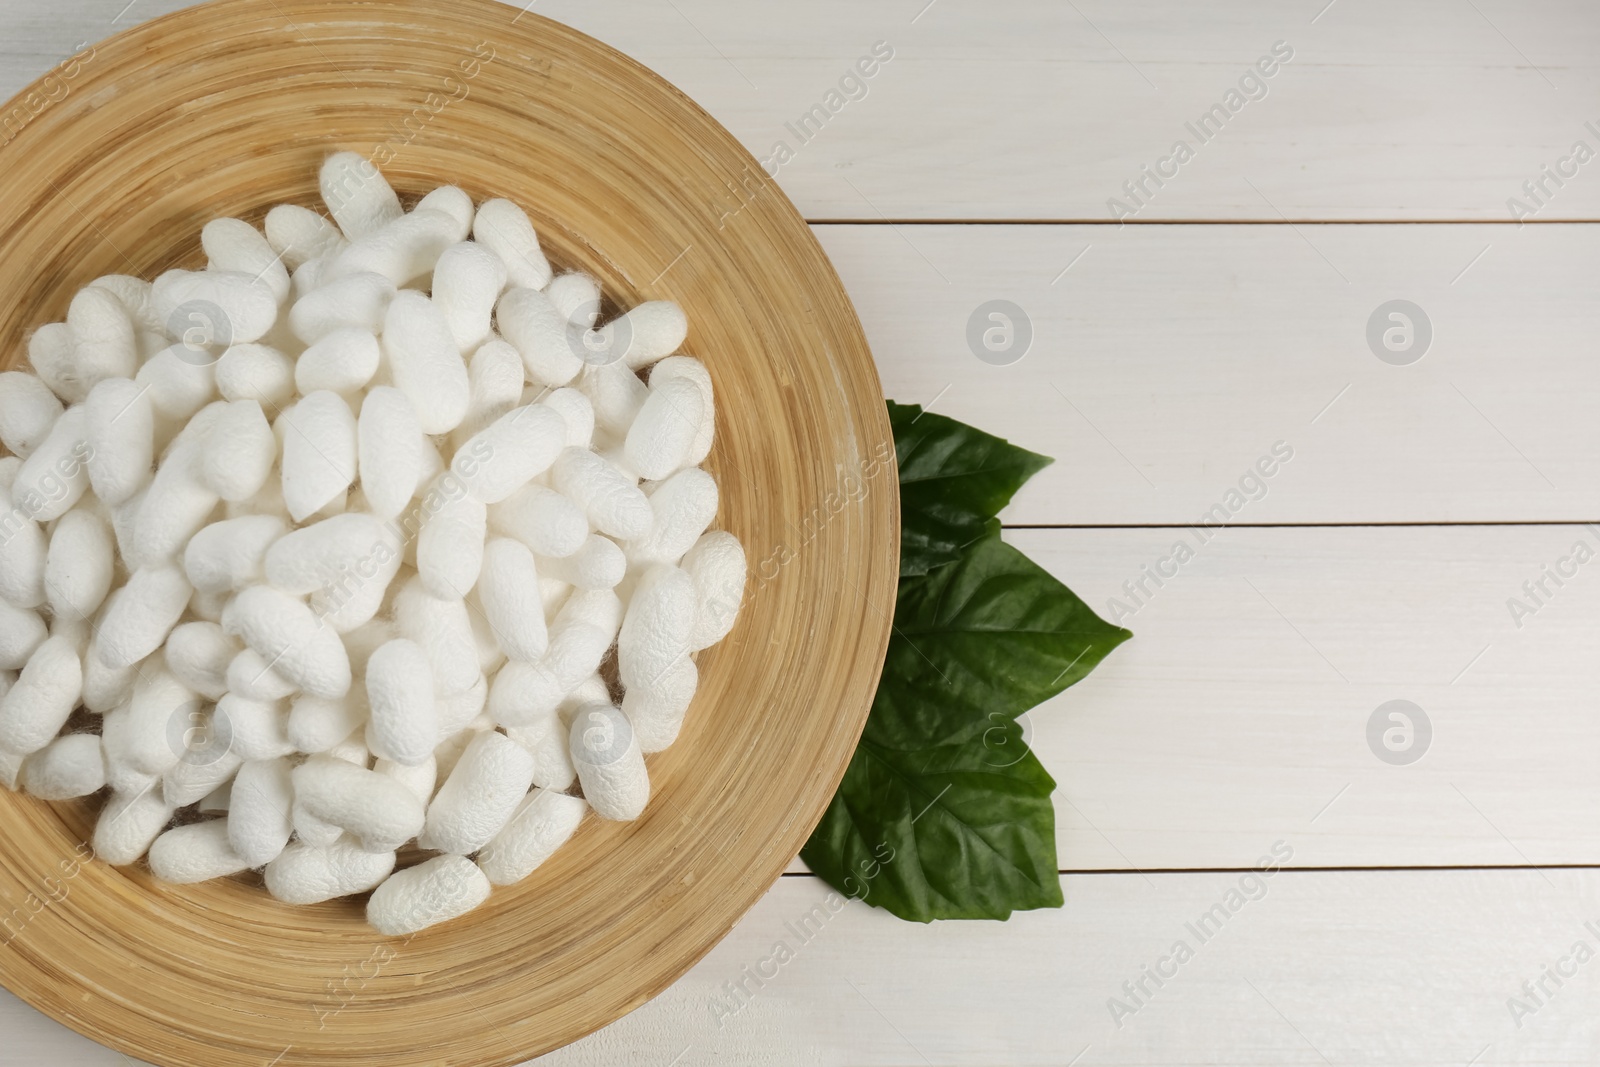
[0,152,746,935]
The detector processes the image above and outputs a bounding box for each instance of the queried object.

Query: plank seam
[780,864,1600,877]
[808,218,1600,226]
[1003,521,1600,530]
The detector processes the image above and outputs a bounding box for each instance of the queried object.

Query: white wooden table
[5,1,1600,1062]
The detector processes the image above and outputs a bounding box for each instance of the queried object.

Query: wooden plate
[0,2,897,1063]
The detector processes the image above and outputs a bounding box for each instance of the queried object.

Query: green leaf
[867,524,1131,751]
[889,400,1052,577]
[800,720,1063,921]
[804,405,1130,923]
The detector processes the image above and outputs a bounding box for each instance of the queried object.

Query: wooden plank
[1014,525,1600,870]
[7,870,1594,1065]
[780,525,1600,873]
[818,223,1600,525]
[6,1,1600,220]
[531,870,1600,1065]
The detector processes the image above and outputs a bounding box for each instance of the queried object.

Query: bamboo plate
[0,2,897,1064]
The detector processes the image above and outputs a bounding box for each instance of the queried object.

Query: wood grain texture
[12,0,1600,221]
[534,871,1600,1066]
[819,223,1600,526]
[1010,524,1600,870]
[0,2,897,1066]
